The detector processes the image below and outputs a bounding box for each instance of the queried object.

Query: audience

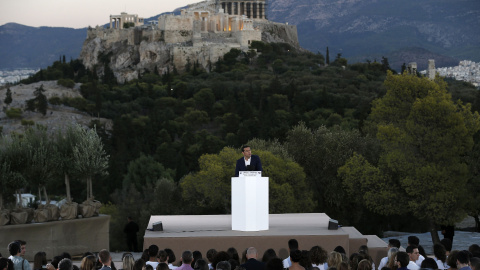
[309,246,328,270]
[33,252,47,270]
[395,252,409,270]
[58,259,73,270]
[194,260,209,270]
[146,246,160,269]
[406,245,420,270]
[455,251,470,270]
[240,248,265,270]
[1,258,10,270]
[80,256,96,270]
[8,242,30,270]
[288,250,304,270]
[157,263,170,270]
[327,252,342,270]
[121,254,135,270]
[433,244,447,269]
[408,237,425,267]
[206,250,217,270]
[176,251,194,270]
[261,249,277,264]
[420,258,437,270]
[265,258,283,270]
[446,250,459,270]
[283,239,299,269]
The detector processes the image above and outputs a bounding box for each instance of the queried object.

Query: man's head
[470,257,480,270]
[456,250,470,266]
[216,261,231,270]
[288,239,299,251]
[158,250,168,263]
[98,249,111,266]
[290,250,302,263]
[8,242,21,256]
[407,236,419,246]
[241,145,252,160]
[181,251,193,265]
[406,245,419,262]
[388,239,401,249]
[395,252,409,268]
[206,249,217,263]
[440,238,452,253]
[149,245,159,259]
[14,240,26,257]
[246,247,257,260]
[58,258,73,270]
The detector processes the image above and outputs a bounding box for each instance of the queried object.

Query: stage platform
[144,213,387,266]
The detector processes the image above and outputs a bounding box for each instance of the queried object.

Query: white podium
[231,172,269,231]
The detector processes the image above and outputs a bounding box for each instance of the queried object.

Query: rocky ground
[0,81,112,134]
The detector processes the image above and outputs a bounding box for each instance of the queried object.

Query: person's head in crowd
[34,251,47,270]
[7,242,21,257]
[261,249,277,263]
[440,239,453,254]
[122,254,135,270]
[14,240,26,257]
[349,253,361,270]
[446,250,459,269]
[212,252,230,270]
[298,250,311,269]
[406,245,420,262]
[266,258,283,270]
[80,255,96,270]
[148,246,160,261]
[193,251,203,267]
[310,246,328,266]
[6,259,14,270]
[58,258,73,270]
[395,252,409,268]
[290,250,302,264]
[434,244,447,263]
[206,249,217,264]
[0,258,9,270]
[165,249,176,265]
[156,263,169,270]
[334,246,346,255]
[470,245,480,258]
[52,256,63,269]
[134,259,146,270]
[141,250,150,262]
[194,259,209,270]
[181,251,193,265]
[246,248,258,260]
[357,260,372,270]
[358,246,373,263]
[99,249,112,267]
[216,261,231,270]
[158,251,168,263]
[328,252,342,270]
[241,249,247,264]
[456,251,470,268]
[61,253,71,260]
[228,259,238,270]
[420,258,437,269]
[73,266,79,270]
[289,239,299,252]
[386,248,399,270]
[470,257,480,270]
[227,248,239,264]
[144,265,154,270]
[408,236,420,247]
[389,239,401,249]
[338,262,349,270]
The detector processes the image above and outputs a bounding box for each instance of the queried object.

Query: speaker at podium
[231,171,269,231]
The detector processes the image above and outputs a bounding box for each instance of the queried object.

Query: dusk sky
[0,0,200,29]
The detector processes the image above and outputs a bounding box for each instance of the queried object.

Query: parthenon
[217,0,267,19]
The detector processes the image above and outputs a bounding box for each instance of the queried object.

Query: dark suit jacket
[241,258,266,270]
[235,155,263,177]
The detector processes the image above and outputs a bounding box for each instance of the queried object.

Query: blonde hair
[328,252,343,269]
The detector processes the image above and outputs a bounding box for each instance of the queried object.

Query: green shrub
[5,107,23,119]
[57,78,75,88]
[49,96,62,105]
[21,119,35,126]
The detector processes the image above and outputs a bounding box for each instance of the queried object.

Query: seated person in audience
[34,252,47,270]
[395,252,409,270]
[408,237,425,267]
[470,258,480,270]
[241,248,265,270]
[147,246,160,269]
[266,258,283,270]
[216,262,231,270]
[177,251,194,270]
[378,239,401,270]
[194,259,209,270]
[157,264,170,270]
[406,246,420,270]
[58,259,72,270]
[357,260,372,270]
[98,250,112,270]
[206,250,217,270]
[261,249,277,264]
[80,255,96,270]
[455,251,471,270]
[8,242,30,270]
[309,246,327,270]
[288,250,304,270]
[420,258,439,270]
[165,249,177,269]
[433,244,447,269]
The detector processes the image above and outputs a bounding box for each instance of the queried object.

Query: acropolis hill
[79,0,300,83]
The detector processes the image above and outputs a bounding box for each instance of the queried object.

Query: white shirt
[408,261,420,270]
[312,263,327,270]
[244,157,251,167]
[434,258,447,270]
[283,257,291,269]
[147,262,159,269]
[415,255,425,267]
[378,257,388,270]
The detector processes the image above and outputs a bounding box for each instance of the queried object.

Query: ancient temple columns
[220,1,266,19]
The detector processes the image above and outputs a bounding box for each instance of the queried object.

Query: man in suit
[240,247,265,270]
[235,145,263,177]
[98,249,112,270]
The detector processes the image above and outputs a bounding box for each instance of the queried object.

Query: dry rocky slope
[0,81,112,135]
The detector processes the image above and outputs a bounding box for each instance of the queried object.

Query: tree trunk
[43,186,49,205]
[0,193,3,210]
[88,177,94,201]
[429,219,441,244]
[65,174,71,203]
[38,187,42,203]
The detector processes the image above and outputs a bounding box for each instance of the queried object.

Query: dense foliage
[9,41,480,249]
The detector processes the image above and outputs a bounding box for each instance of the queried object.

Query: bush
[5,107,22,119]
[49,96,62,105]
[21,119,35,126]
[57,78,75,88]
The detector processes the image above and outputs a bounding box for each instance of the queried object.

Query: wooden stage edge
[144,213,388,266]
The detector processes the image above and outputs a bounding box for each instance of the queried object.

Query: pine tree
[4,88,13,106]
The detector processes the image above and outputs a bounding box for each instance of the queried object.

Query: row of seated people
[1,239,480,270]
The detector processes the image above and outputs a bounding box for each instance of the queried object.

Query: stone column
[110,18,113,29]
[256,2,260,19]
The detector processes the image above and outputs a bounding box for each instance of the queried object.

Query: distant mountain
[1,0,479,71]
[0,23,86,69]
[269,0,480,70]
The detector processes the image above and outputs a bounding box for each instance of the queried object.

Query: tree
[25,84,48,115]
[123,154,175,192]
[339,72,480,244]
[180,147,314,214]
[72,126,110,201]
[4,88,12,106]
